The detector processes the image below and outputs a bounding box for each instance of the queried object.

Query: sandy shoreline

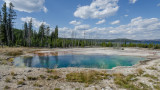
[0,47,160,90]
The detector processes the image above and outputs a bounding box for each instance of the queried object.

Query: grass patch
[75,88,80,90]
[54,88,61,90]
[113,73,139,89]
[138,82,151,90]
[66,71,110,84]
[53,75,60,79]
[17,81,25,85]
[4,86,10,89]
[47,75,60,80]
[6,50,23,56]
[5,78,11,83]
[143,74,158,80]
[154,85,160,90]
[33,83,42,87]
[10,72,17,76]
[39,75,46,79]
[8,58,14,62]
[146,67,157,70]
[46,69,56,73]
[136,68,144,76]
[27,76,38,81]
[0,60,8,65]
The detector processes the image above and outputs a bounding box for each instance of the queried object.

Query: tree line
[0,2,99,48]
[0,2,16,47]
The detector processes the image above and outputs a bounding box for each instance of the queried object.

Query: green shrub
[27,76,38,80]
[53,75,60,79]
[46,69,55,73]
[17,81,25,85]
[4,86,10,89]
[5,78,11,83]
[143,74,158,80]
[33,83,42,87]
[54,88,61,90]
[154,85,160,90]
[39,75,46,79]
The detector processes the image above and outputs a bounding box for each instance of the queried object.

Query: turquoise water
[14,55,145,69]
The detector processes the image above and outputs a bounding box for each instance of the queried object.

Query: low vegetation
[146,66,157,70]
[136,68,145,76]
[6,50,23,56]
[143,74,158,80]
[113,73,139,89]
[113,73,153,90]
[39,75,46,79]
[33,83,42,87]
[27,76,38,81]
[17,81,25,85]
[139,82,151,90]
[5,78,11,83]
[46,69,56,73]
[66,71,110,84]
[4,86,10,89]
[54,88,61,90]
[154,85,160,90]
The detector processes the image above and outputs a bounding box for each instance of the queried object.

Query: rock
[105,86,112,90]
[28,70,32,72]
[17,85,23,88]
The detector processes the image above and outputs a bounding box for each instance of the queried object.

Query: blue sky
[1,0,160,40]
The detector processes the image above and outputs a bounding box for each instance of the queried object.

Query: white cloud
[59,17,160,39]
[124,15,128,17]
[96,19,106,24]
[74,0,119,19]
[21,17,49,28]
[157,3,160,7]
[3,0,47,13]
[74,24,90,30]
[69,20,81,25]
[111,20,120,25]
[129,0,137,4]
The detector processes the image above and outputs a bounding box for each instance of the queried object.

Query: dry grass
[146,66,157,70]
[66,70,110,84]
[5,78,11,83]
[136,68,145,76]
[17,81,25,85]
[113,73,139,89]
[0,47,25,56]
[4,85,10,89]
[143,74,158,80]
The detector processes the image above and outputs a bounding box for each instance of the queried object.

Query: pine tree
[23,22,28,46]
[39,23,45,46]
[50,31,55,47]
[45,26,50,47]
[0,11,2,46]
[55,25,58,39]
[54,25,58,47]
[1,2,8,45]
[28,19,32,47]
[8,2,16,46]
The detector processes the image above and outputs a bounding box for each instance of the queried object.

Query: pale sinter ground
[0,47,160,90]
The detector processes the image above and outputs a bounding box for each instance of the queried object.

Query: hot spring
[14,54,146,69]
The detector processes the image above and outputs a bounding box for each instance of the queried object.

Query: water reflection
[14,54,146,69]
